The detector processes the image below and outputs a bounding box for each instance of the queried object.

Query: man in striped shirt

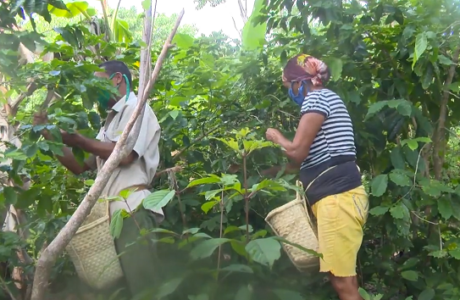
[265,54,368,300]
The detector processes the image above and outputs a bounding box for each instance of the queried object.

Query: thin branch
[100,0,112,41]
[30,10,185,300]
[10,82,37,116]
[432,47,460,180]
[0,274,17,300]
[138,0,158,92]
[367,33,404,80]
[171,125,220,160]
[232,17,242,39]
[216,190,224,277]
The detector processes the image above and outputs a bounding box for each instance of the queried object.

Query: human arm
[34,113,92,175]
[69,103,160,165]
[68,133,137,165]
[266,93,329,164]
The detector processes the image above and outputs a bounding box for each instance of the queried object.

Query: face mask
[96,73,130,110]
[288,81,310,106]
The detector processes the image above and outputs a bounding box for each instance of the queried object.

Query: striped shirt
[300,89,356,170]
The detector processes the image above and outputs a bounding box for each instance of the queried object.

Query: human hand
[60,129,80,147]
[265,128,282,143]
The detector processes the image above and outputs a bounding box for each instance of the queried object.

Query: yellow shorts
[311,185,369,277]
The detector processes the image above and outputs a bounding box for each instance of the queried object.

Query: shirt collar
[110,92,137,113]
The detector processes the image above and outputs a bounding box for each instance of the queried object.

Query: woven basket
[265,181,320,272]
[66,200,124,290]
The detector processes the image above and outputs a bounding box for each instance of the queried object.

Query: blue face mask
[288,81,310,106]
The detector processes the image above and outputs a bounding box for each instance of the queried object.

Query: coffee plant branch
[432,47,460,180]
[30,10,185,300]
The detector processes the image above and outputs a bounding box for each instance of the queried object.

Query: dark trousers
[114,208,159,299]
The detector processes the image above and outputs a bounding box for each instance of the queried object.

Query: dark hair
[98,60,133,87]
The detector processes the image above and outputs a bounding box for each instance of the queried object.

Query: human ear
[111,72,123,86]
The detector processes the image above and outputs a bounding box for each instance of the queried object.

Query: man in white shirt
[34,60,162,298]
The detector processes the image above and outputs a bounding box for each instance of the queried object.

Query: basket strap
[298,165,337,214]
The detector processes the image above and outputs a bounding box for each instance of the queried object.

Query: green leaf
[241,0,267,51]
[119,188,134,199]
[173,33,194,50]
[235,285,252,300]
[201,200,219,214]
[418,288,435,300]
[190,238,231,260]
[369,206,389,216]
[401,270,418,282]
[215,138,240,153]
[143,190,175,211]
[390,202,409,219]
[437,198,452,220]
[231,241,248,257]
[324,57,343,82]
[400,257,419,270]
[389,171,412,187]
[245,238,281,268]
[25,144,38,157]
[449,248,460,260]
[371,174,388,197]
[422,180,443,197]
[220,264,253,274]
[450,198,460,220]
[406,140,418,151]
[48,1,88,18]
[438,55,453,65]
[358,288,371,300]
[113,19,133,43]
[141,0,150,10]
[390,147,405,169]
[187,176,221,188]
[272,289,304,300]
[243,140,275,154]
[365,101,388,120]
[397,101,412,116]
[413,33,427,68]
[3,187,17,205]
[110,209,124,239]
[188,294,209,300]
[157,277,185,299]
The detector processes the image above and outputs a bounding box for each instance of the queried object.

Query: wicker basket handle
[296,165,338,211]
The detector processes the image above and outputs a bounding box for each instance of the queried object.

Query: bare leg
[329,273,363,300]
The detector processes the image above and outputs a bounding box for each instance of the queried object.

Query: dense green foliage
[1,0,460,299]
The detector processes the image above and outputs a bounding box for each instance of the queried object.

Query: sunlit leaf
[241,0,267,51]
[201,200,219,214]
[173,33,194,49]
[48,1,89,18]
[187,175,221,188]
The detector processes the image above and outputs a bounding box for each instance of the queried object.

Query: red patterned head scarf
[282,54,330,87]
